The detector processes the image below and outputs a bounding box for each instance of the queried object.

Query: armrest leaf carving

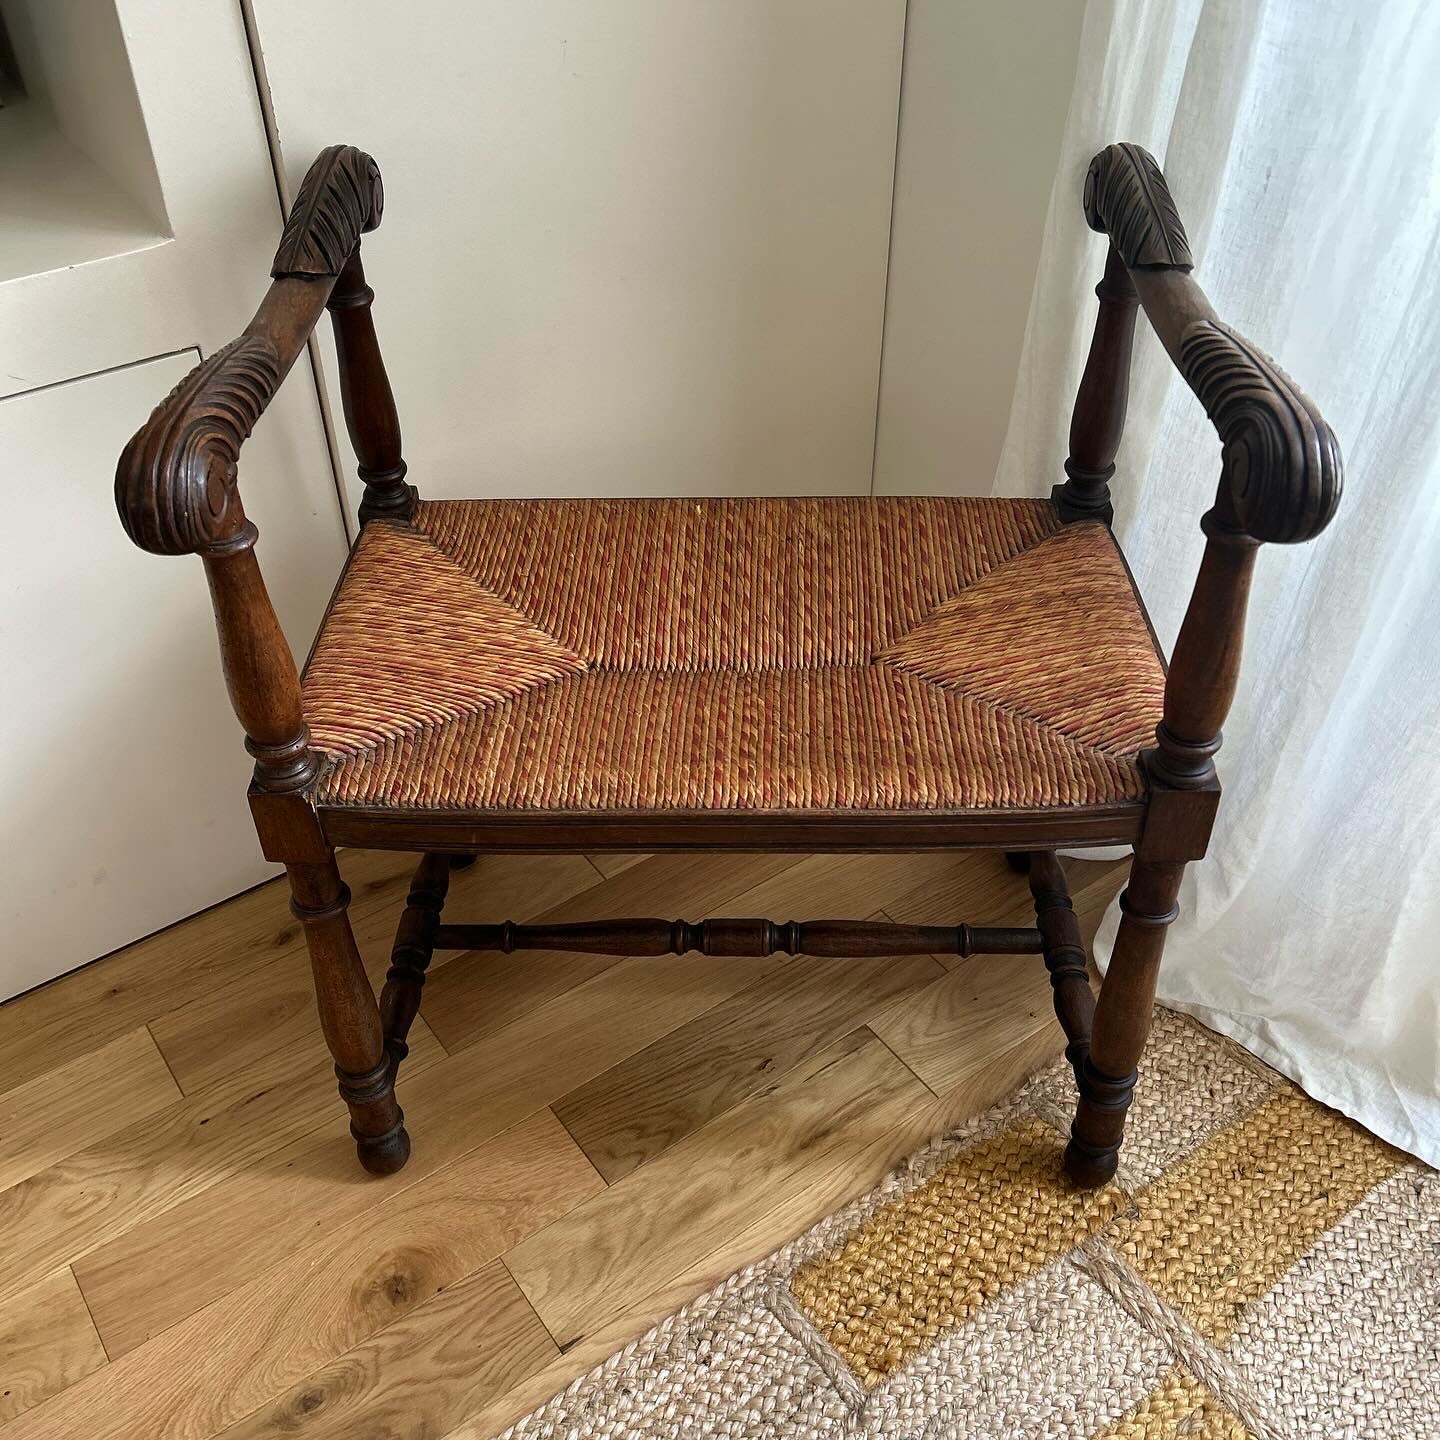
[271,144,384,280]
[1179,320,1342,543]
[1084,142,1193,271]
[115,336,281,556]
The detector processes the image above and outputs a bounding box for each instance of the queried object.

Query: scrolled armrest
[116,337,281,555]
[116,145,384,557]
[1178,320,1341,544]
[1083,141,1341,543]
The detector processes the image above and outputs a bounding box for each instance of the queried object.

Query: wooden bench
[115,141,1340,1185]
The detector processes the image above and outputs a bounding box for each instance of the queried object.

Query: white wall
[873,0,1083,496]
[250,0,908,508]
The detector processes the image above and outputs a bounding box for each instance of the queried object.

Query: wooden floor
[0,847,1125,1439]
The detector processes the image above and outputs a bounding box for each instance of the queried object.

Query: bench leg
[1065,857,1184,1187]
[288,857,410,1176]
[379,852,453,1079]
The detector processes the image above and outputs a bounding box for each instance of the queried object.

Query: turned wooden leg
[1027,851,1097,1076]
[1004,850,1032,875]
[379,852,452,1078]
[288,857,409,1176]
[1065,857,1183,1187]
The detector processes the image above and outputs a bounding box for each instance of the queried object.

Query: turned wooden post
[379,852,452,1076]
[1068,858,1184,1183]
[266,142,410,528]
[1027,851,1097,1072]
[1146,501,1259,791]
[1054,245,1140,525]
[289,858,408,1175]
[427,917,1044,959]
[1065,143,1342,1186]
[328,250,414,524]
[203,546,320,793]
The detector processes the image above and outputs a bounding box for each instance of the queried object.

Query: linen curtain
[995,0,1440,1165]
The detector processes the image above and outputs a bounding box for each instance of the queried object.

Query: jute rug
[500,1011,1438,1438]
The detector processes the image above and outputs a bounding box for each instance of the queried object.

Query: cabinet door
[249,0,906,509]
[0,1,348,997]
[0,358,332,999]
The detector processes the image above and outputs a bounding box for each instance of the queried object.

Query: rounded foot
[355,1121,411,1176]
[1004,851,1032,875]
[1063,1135,1118,1188]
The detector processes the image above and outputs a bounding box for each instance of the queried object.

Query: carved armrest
[114,145,383,804]
[1083,142,1342,543]
[116,145,383,556]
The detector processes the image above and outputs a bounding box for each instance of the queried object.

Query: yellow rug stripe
[791,1115,1124,1387]
[1106,1089,1402,1343]
[1091,1365,1256,1439]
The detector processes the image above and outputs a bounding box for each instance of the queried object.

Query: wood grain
[0,1028,179,1192]
[0,850,598,1097]
[208,1260,555,1440]
[585,853,650,878]
[3,848,1134,1436]
[24,1111,596,1437]
[507,1028,931,1348]
[869,953,1061,1101]
[0,1269,107,1423]
[713,849,994,925]
[881,847,1043,956]
[420,851,806,1053]
[67,946,777,1354]
[555,938,941,1182]
[148,851,596,1095]
[871,859,1125,1103]
[0,1016,442,1312]
[148,953,442,1100]
[0,849,415,1091]
[452,1065,1002,1440]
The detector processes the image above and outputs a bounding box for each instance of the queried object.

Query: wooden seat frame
[116,141,1340,1186]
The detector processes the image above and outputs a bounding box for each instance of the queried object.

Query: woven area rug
[500,1011,1438,1439]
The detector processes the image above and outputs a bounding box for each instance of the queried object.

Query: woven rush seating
[303,497,1166,815]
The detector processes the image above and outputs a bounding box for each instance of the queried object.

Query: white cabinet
[873,0,1083,496]
[0,0,344,999]
[249,0,907,507]
[0,2,1085,996]
[2,360,271,997]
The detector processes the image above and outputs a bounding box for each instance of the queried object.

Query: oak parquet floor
[0,848,1123,1437]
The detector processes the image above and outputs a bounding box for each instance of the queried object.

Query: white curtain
[996,0,1440,1165]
